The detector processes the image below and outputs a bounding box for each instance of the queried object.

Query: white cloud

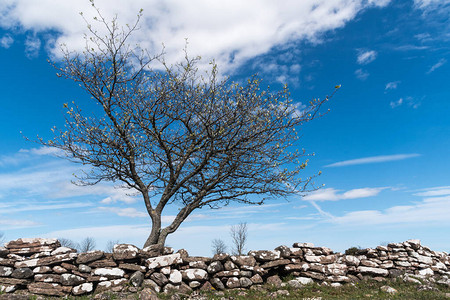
[331,193,450,226]
[414,186,450,197]
[0,202,93,214]
[24,35,41,58]
[414,0,450,11]
[303,187,383,201]
[390,98,403,108]
[426,58,447,74]
[390,96,420,109]
[325,153,420,167]
[0,219,41,229]
[98,207,147,218]
[0,34,13,48]
[355,68,369,80]
[0,0,390,72]
[19,146,63,156]
[385,81,400,90]
[357,50,377,65]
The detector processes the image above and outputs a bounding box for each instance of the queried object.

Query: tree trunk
[143,213,162,247]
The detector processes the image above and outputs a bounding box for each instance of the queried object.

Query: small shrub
[345,246,361,255]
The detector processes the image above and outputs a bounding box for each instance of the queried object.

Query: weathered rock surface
[0,237,448,298]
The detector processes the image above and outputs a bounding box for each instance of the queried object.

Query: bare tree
[39,6,336,247]
[79,237,96,253]
[105,240,120,253]
[230,222,248,255]
[211,238,227,255]
[58,238,79,250]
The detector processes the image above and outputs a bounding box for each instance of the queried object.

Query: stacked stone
[0,238,449,297]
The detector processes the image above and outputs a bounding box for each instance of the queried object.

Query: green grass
[160,278,450,300]
[3,278,449,299]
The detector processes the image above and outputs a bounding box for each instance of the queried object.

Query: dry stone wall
[0,238,449,297]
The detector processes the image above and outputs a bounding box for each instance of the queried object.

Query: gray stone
[275,245,291,258]
[381,285,398,294]
[130,271,144,287]
[296,277,314,285]
[147,253,182,269]
[150,273,168,286]
[266,275,282,287]
[210,277,225,290]
[230,255,256,267]
[11,268,33,279]
[181,268,209,281]
[226,277,240,289]
[72,282,93,295]
[27,282,65,296]
[249,250,281,262]
[0,266,13,277]
[5,238,60,256]
[357,266,389,276]
[61,273,86,286]
[206,261,224,274]
[113,244,140,260]
[139,245,163,259]
[0,247,9,258]
[76,250,104,264]
[78,264,92,273]
[169,269,182,284]
[239,277,253,288]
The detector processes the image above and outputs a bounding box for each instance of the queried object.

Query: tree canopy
[40,7,337,247]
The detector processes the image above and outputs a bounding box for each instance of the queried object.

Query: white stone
[160,267,171,275]
[51,247,74,256]
[73,283,93,295]
[93,268,125,278]
[183,268,208,280]
[169,269,182,284]
[304,255,321,263]
[418,268,434,276]
[357,266,389,276]
[295,277,314,285]
[331,282,342,287]
[381,285,397,294]
[0,285,16,293]
[14,258,39,268]
[147,253,182,269]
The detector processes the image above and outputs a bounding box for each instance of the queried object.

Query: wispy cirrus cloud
[303,187,384,201]
[24,35,41,58]
[325,153,420,167]
[357,50,377,65]
[355,68,369,80]
[390,96,420,109]
[0,219,41,229]
[385,81,400,90]
[426,58,447,74]
[0,34,13,48]
[330,191,450,226]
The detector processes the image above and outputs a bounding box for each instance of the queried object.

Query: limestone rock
[266,275,282,287]
[0,247,9,258]
[206,261,224,274]
[113,244,140,260]
[380,285,398,294]
[72,282,93,295]
[11,268,33,279]
[150,273,168,286]
[239,277,253,288]
[52,265,67,274]
[260,259,291,269]
[27,282,65,297]
[275,245,291,258]
[93,267,125,279]
[51,247,76,256]
[5,238,60,256]
[139,245,163,259]
[169,269,182,285]
[61,273,86,286]
[76,250,104,264]
[226,277,240,289]
[250,274,263,284]
[78,264,92,273]
[88,258,117,268]
[34,274,61,283]
[357,266,389,277]
[130,271,144,287]
[293,242,314,248]
[15,253,77,268]
[249,250,281,262]
[0,266,13,277]
[210,277,225,290]
[147,253,182,269]
[230,255,256,267]
[181,268,208,281]
[139,287,161,300]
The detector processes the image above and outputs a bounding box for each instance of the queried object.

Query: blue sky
[1,0,449,255]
